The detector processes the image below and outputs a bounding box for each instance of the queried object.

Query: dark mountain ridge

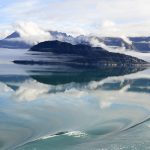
[1,30,150,52]
[14,40,148,69]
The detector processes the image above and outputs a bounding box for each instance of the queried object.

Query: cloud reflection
[14,80,49,101]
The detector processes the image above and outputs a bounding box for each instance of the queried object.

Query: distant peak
[5,31,20,39]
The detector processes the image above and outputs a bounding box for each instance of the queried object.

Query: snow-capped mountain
[46,32,135,50]
[129,37,150,52]
[45,32,150,52]
[0,32,31,49]
[1,29,150,53]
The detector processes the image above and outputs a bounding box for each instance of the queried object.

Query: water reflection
[0,51,150,149]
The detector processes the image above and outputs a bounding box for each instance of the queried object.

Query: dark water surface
[0,49,150,150]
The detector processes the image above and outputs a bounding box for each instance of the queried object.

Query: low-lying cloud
[15,22,52,45]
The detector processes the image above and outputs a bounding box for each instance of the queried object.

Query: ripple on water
[0,67,150,149]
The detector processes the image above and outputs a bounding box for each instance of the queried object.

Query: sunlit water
[0,48,150,150]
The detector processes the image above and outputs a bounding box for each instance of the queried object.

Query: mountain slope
[0,32,30,49]
[14,41,148,70]
[2,30,150,52]
[129,37,150,52]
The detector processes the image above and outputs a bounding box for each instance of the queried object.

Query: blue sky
[1,0,150,37]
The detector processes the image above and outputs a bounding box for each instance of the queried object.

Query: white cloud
[0,25,12,39]
[89,37,109,50]
[1,0,150,36]
[120,36,132,45]
[15,22,52,45]
[14,80,50,101]
[0,30,10,39]
[88,68,150,92]
[101,20,116,28]
[0,82,13,94]
[95,21,150,37]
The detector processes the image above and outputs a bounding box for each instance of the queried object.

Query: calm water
[0,48,150,150]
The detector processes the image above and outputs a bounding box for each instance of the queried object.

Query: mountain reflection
[0,65,149,100]
[0,61,150,150]
[30,67,146,85]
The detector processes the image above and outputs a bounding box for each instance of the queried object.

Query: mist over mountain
[14,40,148,70]
[0,31,30,49]
[0,22,52,49]
[0,24,150,53]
